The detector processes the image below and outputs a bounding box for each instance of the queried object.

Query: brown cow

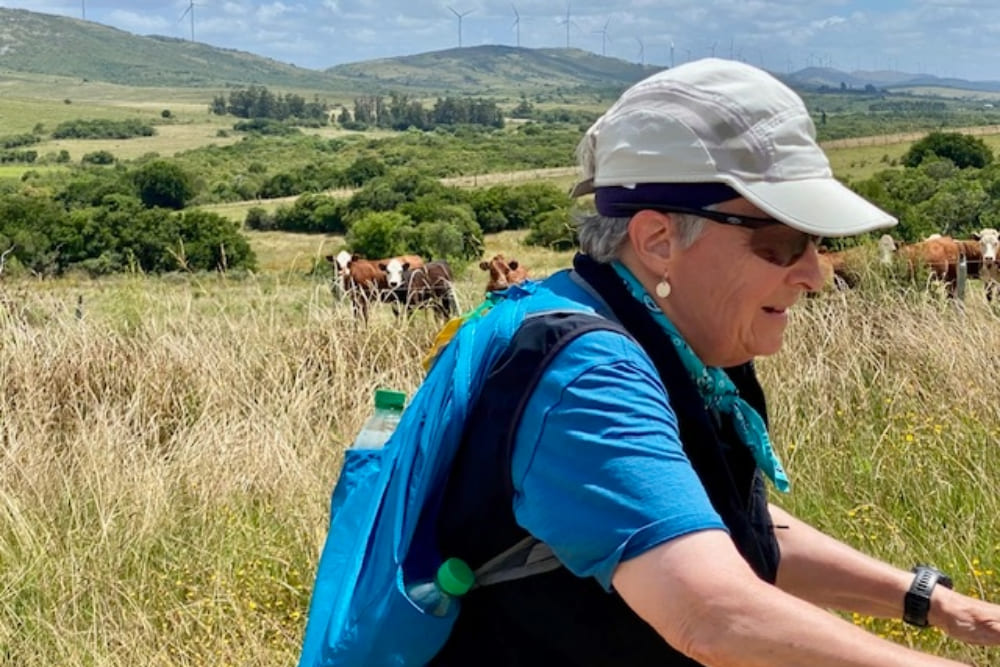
[894,237,965,297]
[479,254,529,293]
[816,248,861,291]
[394,260,457,320]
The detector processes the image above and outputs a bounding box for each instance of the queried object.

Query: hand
[932,587,1000,645]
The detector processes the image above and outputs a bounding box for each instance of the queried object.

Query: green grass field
[1,229,1000,665]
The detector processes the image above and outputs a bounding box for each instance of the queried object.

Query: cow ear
[509,260,519,270]
[973,232,982,240]
[378,262,388,270]
[479,261,488,270]
[352,253,362,261]
[402,262,410,271]
[325,255,334,262]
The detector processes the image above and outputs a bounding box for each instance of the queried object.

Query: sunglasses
[619,204,822,268]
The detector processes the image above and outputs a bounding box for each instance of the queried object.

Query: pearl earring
[655,277,672,299]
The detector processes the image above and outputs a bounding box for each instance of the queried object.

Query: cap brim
[732,177,898,237]
[569,178,595,198]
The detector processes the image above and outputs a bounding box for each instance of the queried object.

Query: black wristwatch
[903,565,953,627]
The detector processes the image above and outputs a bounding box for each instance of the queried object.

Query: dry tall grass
[1,262,999,665]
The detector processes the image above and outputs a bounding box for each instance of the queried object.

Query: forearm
[688,576,963,667]
[615,531,966,666]
[769,503,915,619]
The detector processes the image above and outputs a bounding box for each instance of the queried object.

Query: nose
[789,241,825,293]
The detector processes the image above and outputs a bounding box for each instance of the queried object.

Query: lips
[763,306,787,314]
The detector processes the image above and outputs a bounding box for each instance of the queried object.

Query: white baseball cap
[571,58,897,237]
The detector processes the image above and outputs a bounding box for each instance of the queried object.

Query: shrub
[52,118,155,140]
[345,211,411,259]
[244,207,274,231]
[161,109,172,119]
[132,160,197,210]
[903,132,994,170]
[524,208,577,250]
[81,150,116,165]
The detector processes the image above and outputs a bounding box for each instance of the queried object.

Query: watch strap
[903,565,952,627]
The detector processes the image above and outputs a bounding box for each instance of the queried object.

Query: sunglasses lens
[749,227,817,267]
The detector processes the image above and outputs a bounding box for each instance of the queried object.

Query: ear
[402,262,410,271]
[352,253,361,261]
[973,232,982,240]
[508,260,519,270]
[378,262,387,270]
[325,255,334,263]
[627,210,676,269]
[479,261,489,270]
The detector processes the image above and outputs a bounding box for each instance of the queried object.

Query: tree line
[210,85,330,124]
[341,94,504,131]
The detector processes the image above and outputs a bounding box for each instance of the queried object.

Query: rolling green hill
[0,8,660,97]
[324,45,662,95]
[0,8,336,89]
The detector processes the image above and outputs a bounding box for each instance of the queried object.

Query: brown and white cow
[479,254,530,293]
[325,252,425,317]
[972,228,1000,300]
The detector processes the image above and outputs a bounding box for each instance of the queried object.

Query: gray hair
[576,210,707,263]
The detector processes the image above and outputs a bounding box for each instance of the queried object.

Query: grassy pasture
[1,229,1000,665]
[6,82,1000,663]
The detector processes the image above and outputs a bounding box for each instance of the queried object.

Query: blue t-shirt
[510,271,727,591]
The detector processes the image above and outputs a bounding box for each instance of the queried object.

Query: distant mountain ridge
[324,45,661,94]
[2,7,1000,96]
[782,66,1000,93]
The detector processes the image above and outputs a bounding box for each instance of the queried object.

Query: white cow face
[976,228,1000,262]
[335,250,352,277]
[382,258,409,287]
[877,234,897,265]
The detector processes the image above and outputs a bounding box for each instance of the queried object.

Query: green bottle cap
[374,388,406,411]
[436,557,475,597]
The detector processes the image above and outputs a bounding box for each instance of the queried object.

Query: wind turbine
[447,6,472,48]
[669,40,673,68]
[637,37,646,66]
[511,4,520,48]
[81,0,85,20]
[179,0,197,42]
[559,3,571,48]
[593,18,609,56]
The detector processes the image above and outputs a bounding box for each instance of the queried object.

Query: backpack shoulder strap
[455,309,633,588]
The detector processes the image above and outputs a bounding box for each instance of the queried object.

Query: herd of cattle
[325,250,531,321]
[818,228,1000,300]
[325,226,1000,322]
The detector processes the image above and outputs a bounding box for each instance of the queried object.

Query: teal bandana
[611,261,790,493]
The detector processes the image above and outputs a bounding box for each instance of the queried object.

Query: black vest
[433,255,780,666]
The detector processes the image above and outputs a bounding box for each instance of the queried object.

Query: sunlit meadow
[1,231,999,665]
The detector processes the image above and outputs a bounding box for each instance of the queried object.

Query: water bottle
[407,557,475,617]
[350,388,406,450]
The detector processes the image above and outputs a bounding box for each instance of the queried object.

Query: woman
[431,58,1000,666]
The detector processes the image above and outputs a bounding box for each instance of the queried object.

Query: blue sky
[3,1,1000,82]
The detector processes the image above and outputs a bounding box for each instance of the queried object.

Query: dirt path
[819,125,1000,149]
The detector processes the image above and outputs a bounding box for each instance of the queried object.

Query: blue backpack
[297,280,603,667]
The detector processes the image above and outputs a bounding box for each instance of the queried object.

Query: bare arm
[770,503,1000,646]
[768,503,914,618]
[612,529,966,667]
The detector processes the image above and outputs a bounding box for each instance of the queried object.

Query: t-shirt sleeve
[510,328,726,591]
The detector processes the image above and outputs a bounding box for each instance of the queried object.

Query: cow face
[977,228,1000,263]
[877,235,897,265]
[381,258,409,287]
[481,255,511,291]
